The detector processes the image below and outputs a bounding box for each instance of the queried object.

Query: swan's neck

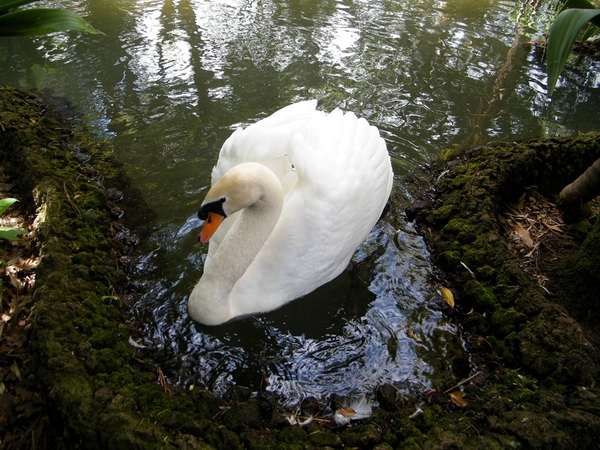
[189,171,283,325]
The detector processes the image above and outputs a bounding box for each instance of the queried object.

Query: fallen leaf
[543,222,563,232]
[449,390,468,407]
[513,222,534,247]
[440,287,455,308]
[8,270,23,291]
[407,329,423,342]
[11,361,22,380]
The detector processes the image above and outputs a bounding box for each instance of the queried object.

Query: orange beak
[199,212,225,244]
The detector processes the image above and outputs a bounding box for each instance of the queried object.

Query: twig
[460,261,476,279]
[443,371,483,394]
[63,182,81,216]
[157,367,172,395]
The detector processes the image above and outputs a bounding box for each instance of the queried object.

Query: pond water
[1,0,600,408]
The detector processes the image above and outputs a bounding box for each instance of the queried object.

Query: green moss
[308,429,343,448]
[276,426,308,449]
[412,133,600,448]
[221,402,264,431]
[340,423,383,447]
[491,309,526,336]
[476,264,496,280]
[428,203,457,223]
[437,250,462,267]
[419,405,443,431]
[464,279,497,311]
[495,331,521,364]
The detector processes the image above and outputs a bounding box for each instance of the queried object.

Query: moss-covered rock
[413,133,600,448]
[0,85,228,449]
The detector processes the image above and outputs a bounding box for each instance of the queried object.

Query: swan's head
[197,162,282,243]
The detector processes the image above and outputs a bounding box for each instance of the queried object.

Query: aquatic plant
[0,0,98,37]
[546,0,600,97]
[544,1,600,213]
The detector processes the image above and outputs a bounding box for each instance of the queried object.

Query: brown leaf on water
[407,329,423,343]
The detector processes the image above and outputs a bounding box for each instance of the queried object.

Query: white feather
[188,101,393,325]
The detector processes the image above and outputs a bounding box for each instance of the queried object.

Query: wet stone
[107,187,123,202]
[301,397,324,416]
[377,384,400,411]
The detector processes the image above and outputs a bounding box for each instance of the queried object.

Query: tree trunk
[559,157,600,209]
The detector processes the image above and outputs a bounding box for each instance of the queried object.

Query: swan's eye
[198,198,228,221]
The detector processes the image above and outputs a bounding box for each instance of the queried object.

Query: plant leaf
[513,221,534,247]
[440,286,455,308]
[449,390,469,407]
[581,23,599,41]
[0,198,18,216]
[0,0,39,14]
[547,8,600,96]
[568,221,590,233]
[0,227,28,241]
[0,8,99,37]
[561,0,600,26]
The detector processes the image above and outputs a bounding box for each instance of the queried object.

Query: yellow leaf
[449,390,468,407]
[441,287,455,308]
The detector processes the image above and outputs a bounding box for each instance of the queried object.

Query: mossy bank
[2,83,600,449]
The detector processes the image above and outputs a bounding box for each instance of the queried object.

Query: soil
[1,84,600,449]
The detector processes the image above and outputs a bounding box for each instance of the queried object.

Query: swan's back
[207,101,393,318]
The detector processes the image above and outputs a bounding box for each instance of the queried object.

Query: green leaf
[0,0,40,14]
[560,0,600,27]
[0,8,99,37]
[546,8,600,96]
[0,226,28,241]
[581,22,599,42]
[568,221,590,233]
[0,198,18,216]
[562,0,597,11]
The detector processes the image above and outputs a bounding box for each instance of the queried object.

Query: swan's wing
[210,100,319,183]
[205,100,320,267]
[230,107,393,317]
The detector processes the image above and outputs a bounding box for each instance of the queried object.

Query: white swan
[188,100,393,325]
